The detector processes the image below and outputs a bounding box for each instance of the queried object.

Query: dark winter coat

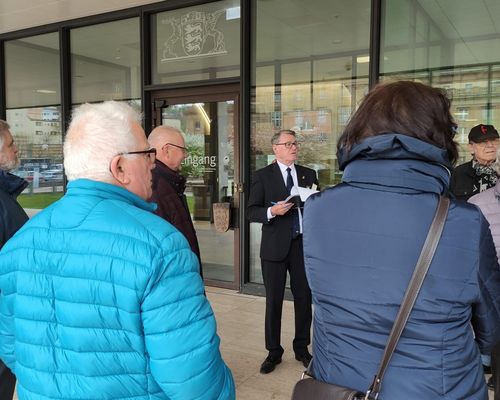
[450,160,497,201]
[303,133,500,400]
[0,170,28,248]
[150,160,202,275]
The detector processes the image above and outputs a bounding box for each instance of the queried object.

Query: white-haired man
[0,102,235,400]
[0,120,28,400]
[148,126,202,277]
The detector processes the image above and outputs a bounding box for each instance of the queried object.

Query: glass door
[151,84,240,289]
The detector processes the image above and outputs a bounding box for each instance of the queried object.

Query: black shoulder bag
[291,196,450,400]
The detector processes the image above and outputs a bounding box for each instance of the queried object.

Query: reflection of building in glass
[7,107,62,162]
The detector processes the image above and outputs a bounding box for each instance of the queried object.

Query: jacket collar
[66,179,157,212]
[338,134,451,195]
[0,170,28,197]
[153,159,186,193]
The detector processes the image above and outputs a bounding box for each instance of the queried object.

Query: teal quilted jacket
[0,179,235,399]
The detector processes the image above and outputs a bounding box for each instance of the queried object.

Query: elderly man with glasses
[248,129,319,374]
[450,124,500,201]
[148,125,202,278]
[0,101,234,400]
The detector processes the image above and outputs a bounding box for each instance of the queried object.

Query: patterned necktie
[286,167,300,238]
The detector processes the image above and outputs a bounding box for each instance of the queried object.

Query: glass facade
[151,0,240,84]
[1,0,500,290]
[248,0,371,283]
[381,0,500,164]
[71,18,141,104]
[159,100,236,283]
[4,33,63,209]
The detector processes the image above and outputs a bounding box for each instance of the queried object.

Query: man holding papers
[248,129,318,374]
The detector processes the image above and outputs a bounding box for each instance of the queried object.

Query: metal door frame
[150,83,241,289]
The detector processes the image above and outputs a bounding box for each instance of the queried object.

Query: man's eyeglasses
[274,141,300,149]
[473,139,500,148]
[164,143,188,153]
[117,148,156,161]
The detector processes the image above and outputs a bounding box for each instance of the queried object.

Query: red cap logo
[481,125,488,134]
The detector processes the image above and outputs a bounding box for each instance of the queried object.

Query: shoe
[488,376,495,390]
[260,354,282,374]
[295,350,312,368]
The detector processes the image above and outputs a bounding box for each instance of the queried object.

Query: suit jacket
[247,163,318,261]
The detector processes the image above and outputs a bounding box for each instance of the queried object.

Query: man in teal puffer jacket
[0,101,235,399]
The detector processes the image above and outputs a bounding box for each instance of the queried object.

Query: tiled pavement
[206,287,304,399]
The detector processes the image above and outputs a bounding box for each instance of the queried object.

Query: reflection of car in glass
[40,169,63,182]
[13,170,46,183]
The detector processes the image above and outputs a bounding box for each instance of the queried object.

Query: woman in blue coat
[303,81,500,399]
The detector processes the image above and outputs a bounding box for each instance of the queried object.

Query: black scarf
[473,159,498,191]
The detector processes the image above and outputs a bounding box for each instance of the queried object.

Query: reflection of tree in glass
[181,144,204,178]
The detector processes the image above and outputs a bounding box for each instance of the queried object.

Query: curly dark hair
[337,80,458,165]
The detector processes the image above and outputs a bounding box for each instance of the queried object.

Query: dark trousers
[261,237,312,358]
[0,361,15,400]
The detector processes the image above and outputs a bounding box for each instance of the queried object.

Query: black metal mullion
[59,27,71,135]
[240,0,251,290]
[0,41,5,120]
[141,9,152,133]
[369,0,382,88]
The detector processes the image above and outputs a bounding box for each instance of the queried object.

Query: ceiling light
[35,89,56,94]
[356,56,370,64]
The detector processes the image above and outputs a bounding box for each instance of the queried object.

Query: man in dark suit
[248,129,318,374]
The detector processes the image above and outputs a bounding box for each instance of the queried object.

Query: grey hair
[271,129,296,145]
[0,120,10,149]
[64,101,142,182]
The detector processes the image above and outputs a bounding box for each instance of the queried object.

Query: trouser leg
[0,362,16,400]
[288,237,312,355]
[261,259,287,358]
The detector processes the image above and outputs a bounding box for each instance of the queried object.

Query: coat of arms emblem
[162,9,227,61]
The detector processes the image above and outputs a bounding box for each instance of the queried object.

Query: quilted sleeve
[0,245,17,372]
[472,215,500,354]
[141,231,235,400]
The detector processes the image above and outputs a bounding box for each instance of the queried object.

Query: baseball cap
[468,124,500,143]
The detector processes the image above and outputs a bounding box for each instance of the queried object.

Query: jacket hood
[0,170,28,198]
[338,134,452,195]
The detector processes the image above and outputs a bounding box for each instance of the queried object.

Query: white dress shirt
[267,161,297,220]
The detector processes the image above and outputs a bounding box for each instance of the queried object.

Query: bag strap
[365,196,450,400]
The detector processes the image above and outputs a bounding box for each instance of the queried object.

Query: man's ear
[468,143,474,156]
[109,155,130,185]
